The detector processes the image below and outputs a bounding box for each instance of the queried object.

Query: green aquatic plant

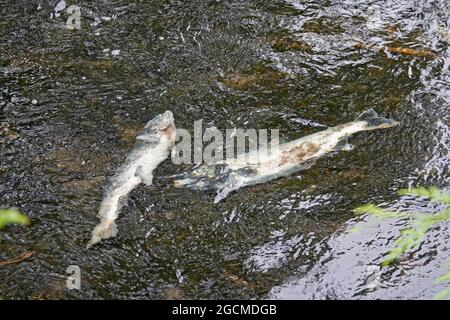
[433,263,450,300]
[398,186,450,204]
[355,187,450,266]
[354,187,450,299]
[0,208,30,230]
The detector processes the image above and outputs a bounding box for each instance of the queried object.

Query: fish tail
[355,109,400,130]
[87,219,118,249]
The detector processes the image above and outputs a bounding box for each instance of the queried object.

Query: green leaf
[0,208,30,230]
[435,272,450,284]
[399,186,450,204]
[354,204,385,216]
[354,204,412,220]
[356,188,450,266]
[433,287,450,300]
[355,187,450,298]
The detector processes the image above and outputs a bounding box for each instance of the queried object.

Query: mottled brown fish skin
[279,142,320,166]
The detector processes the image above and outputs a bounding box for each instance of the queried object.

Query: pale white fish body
[99,141,170,221]
[217,121,366,182]
[173,109,399,202]
[88,111,176,248]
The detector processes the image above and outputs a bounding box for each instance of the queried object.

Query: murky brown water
[0,0,449,299]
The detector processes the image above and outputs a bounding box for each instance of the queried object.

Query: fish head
[141,111,176,143]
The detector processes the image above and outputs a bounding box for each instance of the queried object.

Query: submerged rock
[0,122,20,140]
[219,64,288,91]
[267,33,312,53]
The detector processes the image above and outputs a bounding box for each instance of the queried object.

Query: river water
[0,0,449,299]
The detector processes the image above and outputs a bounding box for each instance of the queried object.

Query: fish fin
[355,108,379,122]
[355,109,400,130]
[213,180,245,204]
[214,187,233,203]
[334,134,354,151]
[135,165,153,186]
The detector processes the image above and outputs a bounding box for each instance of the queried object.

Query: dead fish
[173,109,399,203]
[88,111,176,248]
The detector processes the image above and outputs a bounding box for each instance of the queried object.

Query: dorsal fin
[355,109,399,130]
[355,108,379,122]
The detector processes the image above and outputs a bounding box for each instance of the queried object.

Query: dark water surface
[0,0,449,299]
